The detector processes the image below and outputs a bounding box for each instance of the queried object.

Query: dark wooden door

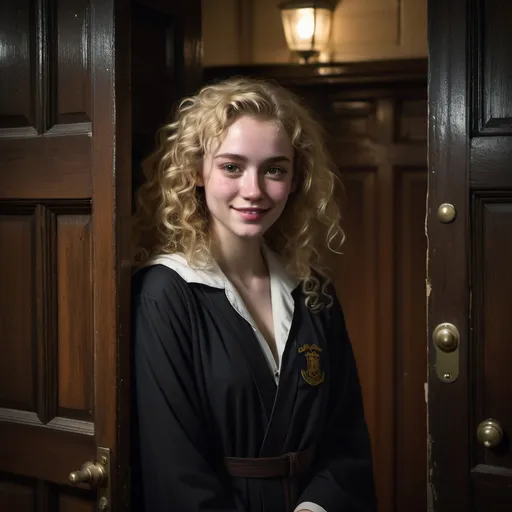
[0,0,200,510]
[428,0,512,510]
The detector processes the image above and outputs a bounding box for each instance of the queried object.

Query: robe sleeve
[131,266,242,512]
[297,292,378,511]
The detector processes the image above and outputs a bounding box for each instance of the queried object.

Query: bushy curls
[132,77,345,311]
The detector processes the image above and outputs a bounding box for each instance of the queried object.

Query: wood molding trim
[204,58,427,87]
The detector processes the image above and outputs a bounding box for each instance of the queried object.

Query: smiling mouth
[233,207,270,214]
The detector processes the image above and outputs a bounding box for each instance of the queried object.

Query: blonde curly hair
[132,77,345,311]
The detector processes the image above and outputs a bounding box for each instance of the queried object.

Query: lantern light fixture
[279,1,335,63]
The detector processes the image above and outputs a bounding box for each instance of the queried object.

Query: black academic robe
[131,264,377,512]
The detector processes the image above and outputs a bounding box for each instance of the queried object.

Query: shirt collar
[144,244,300,293]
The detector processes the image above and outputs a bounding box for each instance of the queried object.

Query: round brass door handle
[437,203,457,223]
[477,419,504,448]
[69,461,107,486]
[432,323,459,352]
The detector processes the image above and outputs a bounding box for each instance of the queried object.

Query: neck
[210,231,268,285]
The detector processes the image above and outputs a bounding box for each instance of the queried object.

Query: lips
[233,207,269,214]
[232,207,270,221]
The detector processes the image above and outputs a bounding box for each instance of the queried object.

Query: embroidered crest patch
[298,344,325,386]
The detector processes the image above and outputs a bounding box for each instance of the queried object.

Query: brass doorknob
[69,461,107,486]
[432,323,459,352]
[477,419,504,448]
[437,203,457,223]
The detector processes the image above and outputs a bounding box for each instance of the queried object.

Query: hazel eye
[222,163,240,172]
[266,167,286,176]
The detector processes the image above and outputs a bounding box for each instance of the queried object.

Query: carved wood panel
[55,0,92,128]
[0,210,34,412]
[471,195,512,508]
[0,0,37,133]
[476,0,512,134]
[306,85,427,512]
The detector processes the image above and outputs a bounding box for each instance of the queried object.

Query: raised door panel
[0,0,92,199]
[0,211,34,412]
[471,196,512,510]
[0,202,94,425]
[0,476,97,511]
[477,0,512,134]
[54,0,92,127]
[0,0,37,132]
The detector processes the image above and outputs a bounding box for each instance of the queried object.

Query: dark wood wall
[206,59,428,512]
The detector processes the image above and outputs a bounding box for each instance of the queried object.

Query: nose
[240,169,263,200]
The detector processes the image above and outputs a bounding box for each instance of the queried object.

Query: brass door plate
[97,447,111,511]
[432,322,460,383]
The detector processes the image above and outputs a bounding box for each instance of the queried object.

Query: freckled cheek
[205,179,239,202]
[267,182,293,203]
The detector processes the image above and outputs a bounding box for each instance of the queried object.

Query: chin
[234,228,267,240]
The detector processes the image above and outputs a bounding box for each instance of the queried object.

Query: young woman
[131,77,377,512]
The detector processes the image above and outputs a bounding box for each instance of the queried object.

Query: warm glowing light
[296,9,315,40]
[279,2,334,62]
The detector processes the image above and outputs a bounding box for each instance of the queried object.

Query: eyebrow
[213,153,292,164]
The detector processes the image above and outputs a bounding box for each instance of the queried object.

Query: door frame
[427,0,470,510]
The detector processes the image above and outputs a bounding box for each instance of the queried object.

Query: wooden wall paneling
[395,167,428,511]
[373,97,397,512]
[334,168,378,444]
[394,96,428,512]
[318,80,427,512]
[315,92,382,470]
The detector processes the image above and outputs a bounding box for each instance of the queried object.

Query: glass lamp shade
[279,1,333,62]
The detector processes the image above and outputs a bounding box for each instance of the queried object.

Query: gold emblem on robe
[298,344,325,386]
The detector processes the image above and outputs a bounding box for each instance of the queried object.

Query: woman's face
[199,115,294,245]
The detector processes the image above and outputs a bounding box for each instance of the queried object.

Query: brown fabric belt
[224,446,315,511]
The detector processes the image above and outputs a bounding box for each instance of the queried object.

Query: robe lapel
[258,298,301,457]
[206,290,278,424]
